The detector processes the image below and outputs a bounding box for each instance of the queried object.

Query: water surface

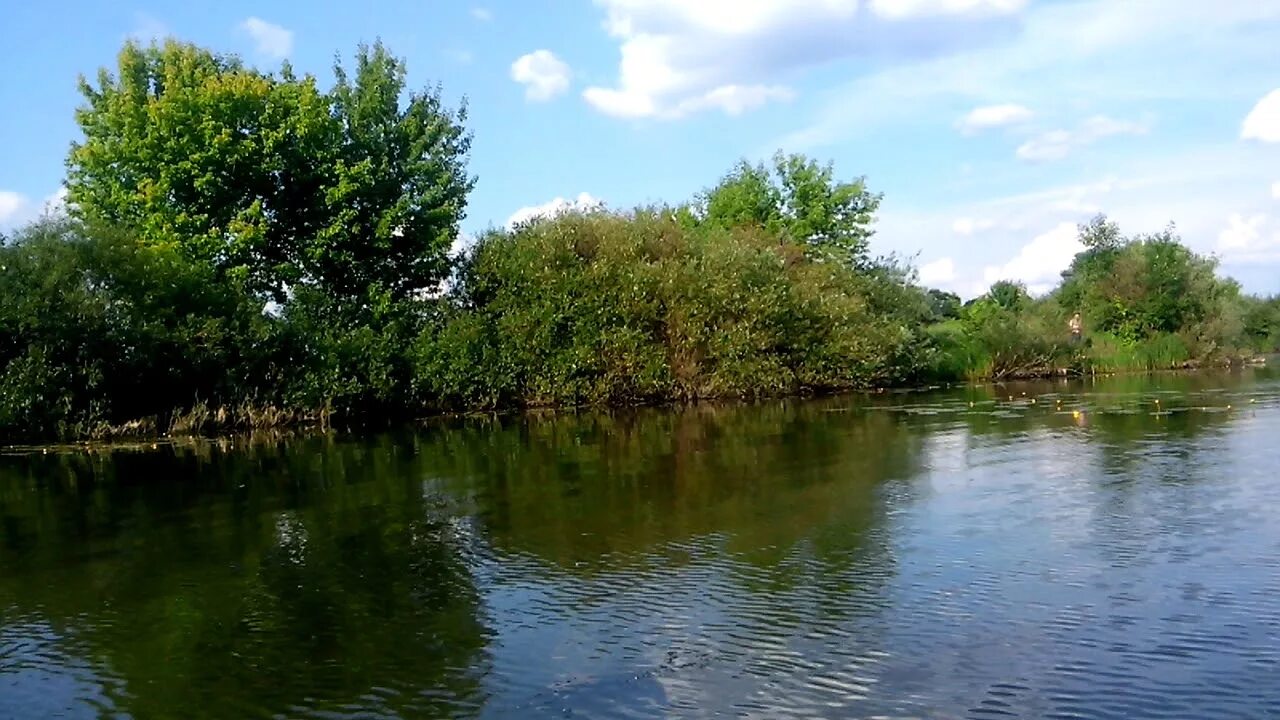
[3,368,1280,718]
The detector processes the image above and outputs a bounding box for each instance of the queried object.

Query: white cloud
[1015,130,1073,162]
[672,84,794,117]
[42,187,69,217]
[585,0,1027,120]
[1016,114,1148,162]
[507,192,604,228]
[1216,213,1280,264]
[0,188,67,230]
[511,50,571,102]
[919,257,957,285]
[957,103,1033,134]
[951,217,995,235]
[982,222,1084,294]
[0,191,29,228]
[471,7,493,21]
[128,12,169,43]
[869,0,1027,21]
[449,232,474,258]
[239,17,293,59]
[1218,213,1266,251]
[1242,89,1280,143]
[1272,181,1280,200]
[780,0,1280,152]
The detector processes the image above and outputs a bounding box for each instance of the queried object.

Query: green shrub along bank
[2,38,1278,442]
[414,210,927,411]
[923,216,1278,381]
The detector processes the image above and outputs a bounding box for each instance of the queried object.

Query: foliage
[0,219,272,440]
[924,290,1072,380]
[1240,296,1280,351]
[0,217,445,442]
[926,289,962,320]
[66,39,472,305]
[696,151,882,268]
[270,285,429,417]
[413,209,924,410]
[985,280,1030,313]
[1056,217,1244,357]
[923,215,1272,381]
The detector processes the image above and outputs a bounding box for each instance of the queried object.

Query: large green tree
[66,39,473,304]
[699,151,882,268]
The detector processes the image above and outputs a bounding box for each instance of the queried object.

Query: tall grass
[1084,332,1191,373]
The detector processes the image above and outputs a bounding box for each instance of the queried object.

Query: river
[2,367,1279,718]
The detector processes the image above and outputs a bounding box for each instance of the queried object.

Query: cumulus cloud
[951,217,996,235]
[1216,213,1280,264]
[42,187,69,217]
[1218,213,1266,250]
[869,0,1027,21]
[1242,89,1280,143]
[982,222,1084,294]
[674,84,795,117]
[507,192,604,228]
[918,257,957,285]
[239,17,293,59]
[1016,114,1148,162]
[0,191,27,226]
[1216,213,1280,267]
[471,7,493,21]
[0,188,68,230]
[956,103,1033,134]
[584,0,1026,120]
[511,50,571,102]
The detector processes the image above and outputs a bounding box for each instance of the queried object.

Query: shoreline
[4,355,1267,452]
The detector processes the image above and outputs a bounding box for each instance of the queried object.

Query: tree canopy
[66,39,473,305]
[698,151,882,268]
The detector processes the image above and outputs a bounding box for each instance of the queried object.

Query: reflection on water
[3,367,1280,718]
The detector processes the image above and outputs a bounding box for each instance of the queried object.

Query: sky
[2,0,1279,297]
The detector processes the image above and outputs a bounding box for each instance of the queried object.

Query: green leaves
[699,151,882,268]
[66,39,472,307]
[416,205,923,410]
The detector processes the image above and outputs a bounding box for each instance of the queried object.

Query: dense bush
[413,210,926,410]
[0,219,272,439]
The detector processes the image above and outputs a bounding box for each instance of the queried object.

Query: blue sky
[2,0,1279,297]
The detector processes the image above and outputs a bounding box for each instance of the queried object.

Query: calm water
[3,368,1280,719]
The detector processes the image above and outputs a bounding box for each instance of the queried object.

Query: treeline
[2,40,1277,442]
[925,217,1280,380]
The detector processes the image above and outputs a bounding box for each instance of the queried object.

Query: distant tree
[66,39,473,305]
[1078,213,1123,251]
[700,151,882,268]
[701,160,783,234]
[926,289,962,320]
[986,280,1028,312]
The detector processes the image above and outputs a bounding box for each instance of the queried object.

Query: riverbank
[10,354,1265,449]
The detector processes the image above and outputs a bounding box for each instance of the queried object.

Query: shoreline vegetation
[3,39,1279,444]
